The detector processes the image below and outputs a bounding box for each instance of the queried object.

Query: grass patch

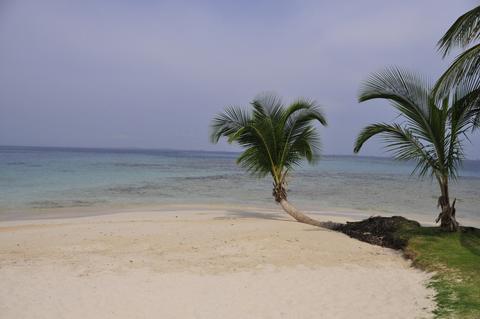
[402,226,480,318]
[336,217,480,318]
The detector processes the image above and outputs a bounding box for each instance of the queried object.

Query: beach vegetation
[354,67,477,231]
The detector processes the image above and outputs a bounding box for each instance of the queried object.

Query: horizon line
[0,144,375,158]
[2,144,480,161]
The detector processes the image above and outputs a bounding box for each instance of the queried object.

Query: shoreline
[0,208,436,318]
[0,204,371,223]
[2,203,479,228]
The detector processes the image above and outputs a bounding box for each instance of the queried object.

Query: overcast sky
[1,0,479,158]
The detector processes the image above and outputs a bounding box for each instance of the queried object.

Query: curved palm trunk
[279,199,323,226]
[273,181,338,229]
[278,199,338,229]
[435,179,459,232]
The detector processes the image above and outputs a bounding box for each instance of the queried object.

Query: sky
[1,0,479,158]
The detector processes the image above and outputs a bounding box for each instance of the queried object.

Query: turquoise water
[1,146,479,224]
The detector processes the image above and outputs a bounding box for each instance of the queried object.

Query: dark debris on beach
[333,216,421,250]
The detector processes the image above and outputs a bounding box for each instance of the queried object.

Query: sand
[0,207,435,318]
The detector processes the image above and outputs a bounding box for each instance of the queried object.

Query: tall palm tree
[354,68,476,231]
[210,94,329,227]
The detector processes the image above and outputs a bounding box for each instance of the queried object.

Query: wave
[111,163,169,169]
[173,173,245,182]
[29,200,101,209]
[107,183,170,195]
[6,161,26,165]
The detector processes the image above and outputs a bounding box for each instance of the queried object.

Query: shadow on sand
[213,209,332,232]
[214,209,291,222]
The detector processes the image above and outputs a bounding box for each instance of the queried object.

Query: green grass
[397,226,480,318]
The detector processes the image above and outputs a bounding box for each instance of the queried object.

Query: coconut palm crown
[210,93,329,226]
[354,67,477,231]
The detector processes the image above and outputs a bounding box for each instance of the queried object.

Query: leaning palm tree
[354,68,476,231]
[211,94,329,227]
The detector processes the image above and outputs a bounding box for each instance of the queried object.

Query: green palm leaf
[435,44,480,97]
[437,6,480,57]
[354,123,437,177]
[435,5,480,129]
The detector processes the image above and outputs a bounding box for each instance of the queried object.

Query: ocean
[1,146,479,225]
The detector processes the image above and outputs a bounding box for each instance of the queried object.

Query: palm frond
[438,5,480,57]
[280,100,326,168]
[354,123,438,177]
[434,44,480,97]
[236,146,272,177]
[287,127,321,164]
[359,67,431,110]
[251,93,283,121]
[282,99,327,126]
[472,105,480,129]
[210,106,251,143]
[358,67,442,147]
[444,80,479,178]
[449,74,480,129]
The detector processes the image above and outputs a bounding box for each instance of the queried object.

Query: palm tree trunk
[273,180,338,229]
[279,199,338,229]
[436,179,459,232]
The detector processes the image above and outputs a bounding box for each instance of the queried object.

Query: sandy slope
[0,208,435,318]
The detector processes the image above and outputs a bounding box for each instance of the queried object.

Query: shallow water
[1,146,479,224]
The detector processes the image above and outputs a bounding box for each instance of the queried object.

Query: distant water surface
[0,146,479,224]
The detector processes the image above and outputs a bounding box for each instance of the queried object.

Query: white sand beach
[0,208,435,318]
